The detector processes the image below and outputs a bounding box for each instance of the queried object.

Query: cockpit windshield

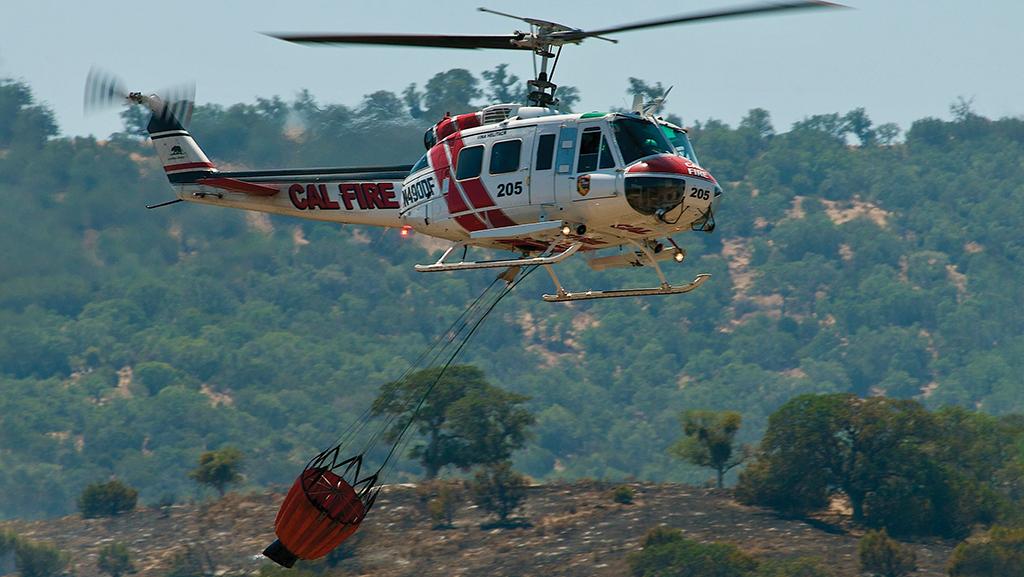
[662,126,700,165]
[611,116,675,164]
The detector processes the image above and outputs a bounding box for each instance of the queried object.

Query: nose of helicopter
[622,154,721,219]
[625,154,718,187]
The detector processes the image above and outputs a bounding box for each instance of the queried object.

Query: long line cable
[377,265,539,476]
[328,276,504,454]
[356,276,507,455]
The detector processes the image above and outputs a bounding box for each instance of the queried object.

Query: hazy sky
[2,0,1021,139]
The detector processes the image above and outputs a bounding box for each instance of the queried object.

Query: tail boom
[146,114,410,227]
[175,168,411,227]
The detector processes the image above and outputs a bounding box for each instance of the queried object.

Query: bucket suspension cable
[326,275,505,456]
[380,265,540,477]
[263,267,534,568]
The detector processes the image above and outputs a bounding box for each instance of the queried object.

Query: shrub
[471,461,528,524]
[627,526,758,577]
[98,542,135,577]
[0,531,18,575]
[15,539,68,577]
[77,479,138,518]
[165,545,214,577]
[756,557,835,577]
[189,447,244,497]
[947,526,1024,577]
[858,529,916,577]
[611,485,635,504]
[427,483,461,529]
[156,493,176,518]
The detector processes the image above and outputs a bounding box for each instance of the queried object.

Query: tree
[553,85,580,113]
[481,64,526,104]
[737,394,939,530]
[843,108,876,146]
[627,77,670,101]
[410,69,481,119]
[858,529,916,577]
[0,79,57,148]
[737,394,1021,538]
[670,410,747,488]
[78,479,138,518]
[739,108,775,140]
[359,90,406,121]
[189,447,244,497]
[470,461,528,524]
[372,365,534,479]
[133,361,181,395]
[98,543,135,577]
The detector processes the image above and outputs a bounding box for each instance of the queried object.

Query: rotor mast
[478,7,620,108]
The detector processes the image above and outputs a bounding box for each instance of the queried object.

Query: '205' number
[497,181,523,197]
[689,186,711,201]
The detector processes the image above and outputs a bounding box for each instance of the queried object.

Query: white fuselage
[170,110,719,254]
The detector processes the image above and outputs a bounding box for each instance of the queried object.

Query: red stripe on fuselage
[430,138,486,232]
[446,134,517,228]
[164,161,215,172]
[454,214,487,232]
[455,113,481,131]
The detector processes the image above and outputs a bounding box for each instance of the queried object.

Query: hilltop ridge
[0,483,956,577]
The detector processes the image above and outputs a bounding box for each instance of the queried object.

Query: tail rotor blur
[84,67,130,114]
[84,66,196,128]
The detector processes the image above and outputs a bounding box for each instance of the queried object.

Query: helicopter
[86,1,843,302]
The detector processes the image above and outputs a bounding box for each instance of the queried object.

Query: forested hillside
[1,68,1022,519]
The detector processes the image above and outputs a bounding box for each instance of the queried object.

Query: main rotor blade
[268,32,532,51]
[551,0,846,42]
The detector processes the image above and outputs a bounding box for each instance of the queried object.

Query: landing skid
[544,274,712,303]
[414,237,710,302]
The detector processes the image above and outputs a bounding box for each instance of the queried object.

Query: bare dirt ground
[1,482,955,577]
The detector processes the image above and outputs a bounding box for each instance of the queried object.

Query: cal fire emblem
[576,174,591,197]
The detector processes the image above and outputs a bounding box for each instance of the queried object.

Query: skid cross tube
[542,238,711,302]
[415,240,582,272]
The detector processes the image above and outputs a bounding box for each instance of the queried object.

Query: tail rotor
[84,67,130,114]
[84,66,196,127]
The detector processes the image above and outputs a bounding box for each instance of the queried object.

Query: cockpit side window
[598,137,616,169]
[410,153,430,174]
[577,127,616,172]
[577,128,601,173]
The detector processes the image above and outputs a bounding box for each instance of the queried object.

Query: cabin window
[535,134,555,171]
[489,139,522,175]
[456,145,484,180]
[577,128,615,173]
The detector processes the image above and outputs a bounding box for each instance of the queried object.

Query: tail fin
[140,96,217,184]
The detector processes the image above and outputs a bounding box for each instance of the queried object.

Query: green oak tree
[372,365,534,479]
[669,410,748,488]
